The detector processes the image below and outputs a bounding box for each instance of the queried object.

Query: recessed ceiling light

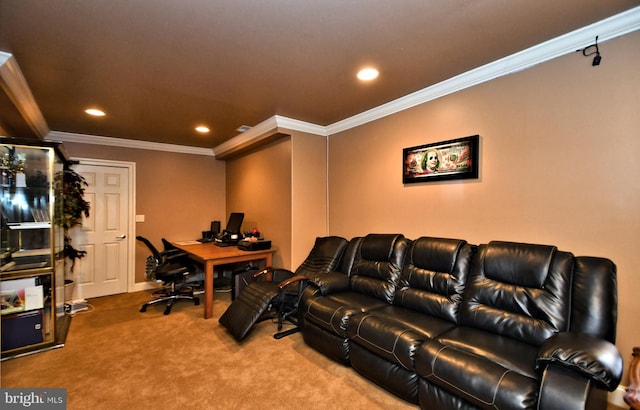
[85,108,106,117]
[195,125,210,134]
[357,67,379,81]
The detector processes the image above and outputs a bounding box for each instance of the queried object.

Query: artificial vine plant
[54,167,90,272]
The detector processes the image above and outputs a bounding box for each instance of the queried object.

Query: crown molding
[0,51,50,138]
[212,115,326,158]
[325,6,640,135]
[272,115,327,136]
[212,116,279,158]
[46,131,215,156]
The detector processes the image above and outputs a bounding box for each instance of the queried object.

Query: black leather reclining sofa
[299,234,622,410]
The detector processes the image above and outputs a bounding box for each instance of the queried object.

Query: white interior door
[69,163,131,299]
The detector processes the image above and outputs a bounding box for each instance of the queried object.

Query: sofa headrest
[296,236,349,276]
[484,241,557,288]
[309,236,349,260]
[410,237,467,273]
[361,234,404,261]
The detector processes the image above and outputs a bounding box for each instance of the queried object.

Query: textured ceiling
[0,1,637,148]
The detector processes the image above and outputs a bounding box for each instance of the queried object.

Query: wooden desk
[173,242,275,319]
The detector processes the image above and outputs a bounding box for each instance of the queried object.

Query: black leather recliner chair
[347,236,474,403]
[218,236,349,341]
[414,242,621,410]
[299,233,410,364]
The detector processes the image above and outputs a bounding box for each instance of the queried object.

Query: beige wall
[225,130,329,270]
[328,30,640,382]
[291,130,328,267]
[226,137,292,269]
[63,142,226,282]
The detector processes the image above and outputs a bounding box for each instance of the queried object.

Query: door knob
[116,234,127,239]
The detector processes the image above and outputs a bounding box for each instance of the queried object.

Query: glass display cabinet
[1,137,68,358]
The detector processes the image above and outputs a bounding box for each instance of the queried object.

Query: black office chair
[161,237,205,292]
[137,236,200,315]
[218,236,348,341]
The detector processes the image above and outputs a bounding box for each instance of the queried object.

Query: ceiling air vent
[236,125,252,133]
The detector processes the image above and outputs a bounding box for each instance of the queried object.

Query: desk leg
[204,260,215,319]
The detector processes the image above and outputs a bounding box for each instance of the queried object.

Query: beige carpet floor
[1,289,415,410]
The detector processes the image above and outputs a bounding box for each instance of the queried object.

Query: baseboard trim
[130,281,161,292]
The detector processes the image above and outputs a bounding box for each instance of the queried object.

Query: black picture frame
[403,135,479,184]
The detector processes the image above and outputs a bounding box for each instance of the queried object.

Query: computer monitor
[225,212,244,234]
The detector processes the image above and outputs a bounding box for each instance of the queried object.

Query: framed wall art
[403,135,479,184]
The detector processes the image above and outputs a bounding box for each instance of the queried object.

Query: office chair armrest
[164,251,191,263]
[163,249,188,258]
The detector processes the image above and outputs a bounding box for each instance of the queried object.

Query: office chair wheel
[140,305,147,313]
[164,306,172,315]
[194,297,200,306]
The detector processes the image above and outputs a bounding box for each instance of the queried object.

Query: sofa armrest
[536,332,623,391]
[306,271,350,295]
[253,267,294,282]
[278,275,309,290]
